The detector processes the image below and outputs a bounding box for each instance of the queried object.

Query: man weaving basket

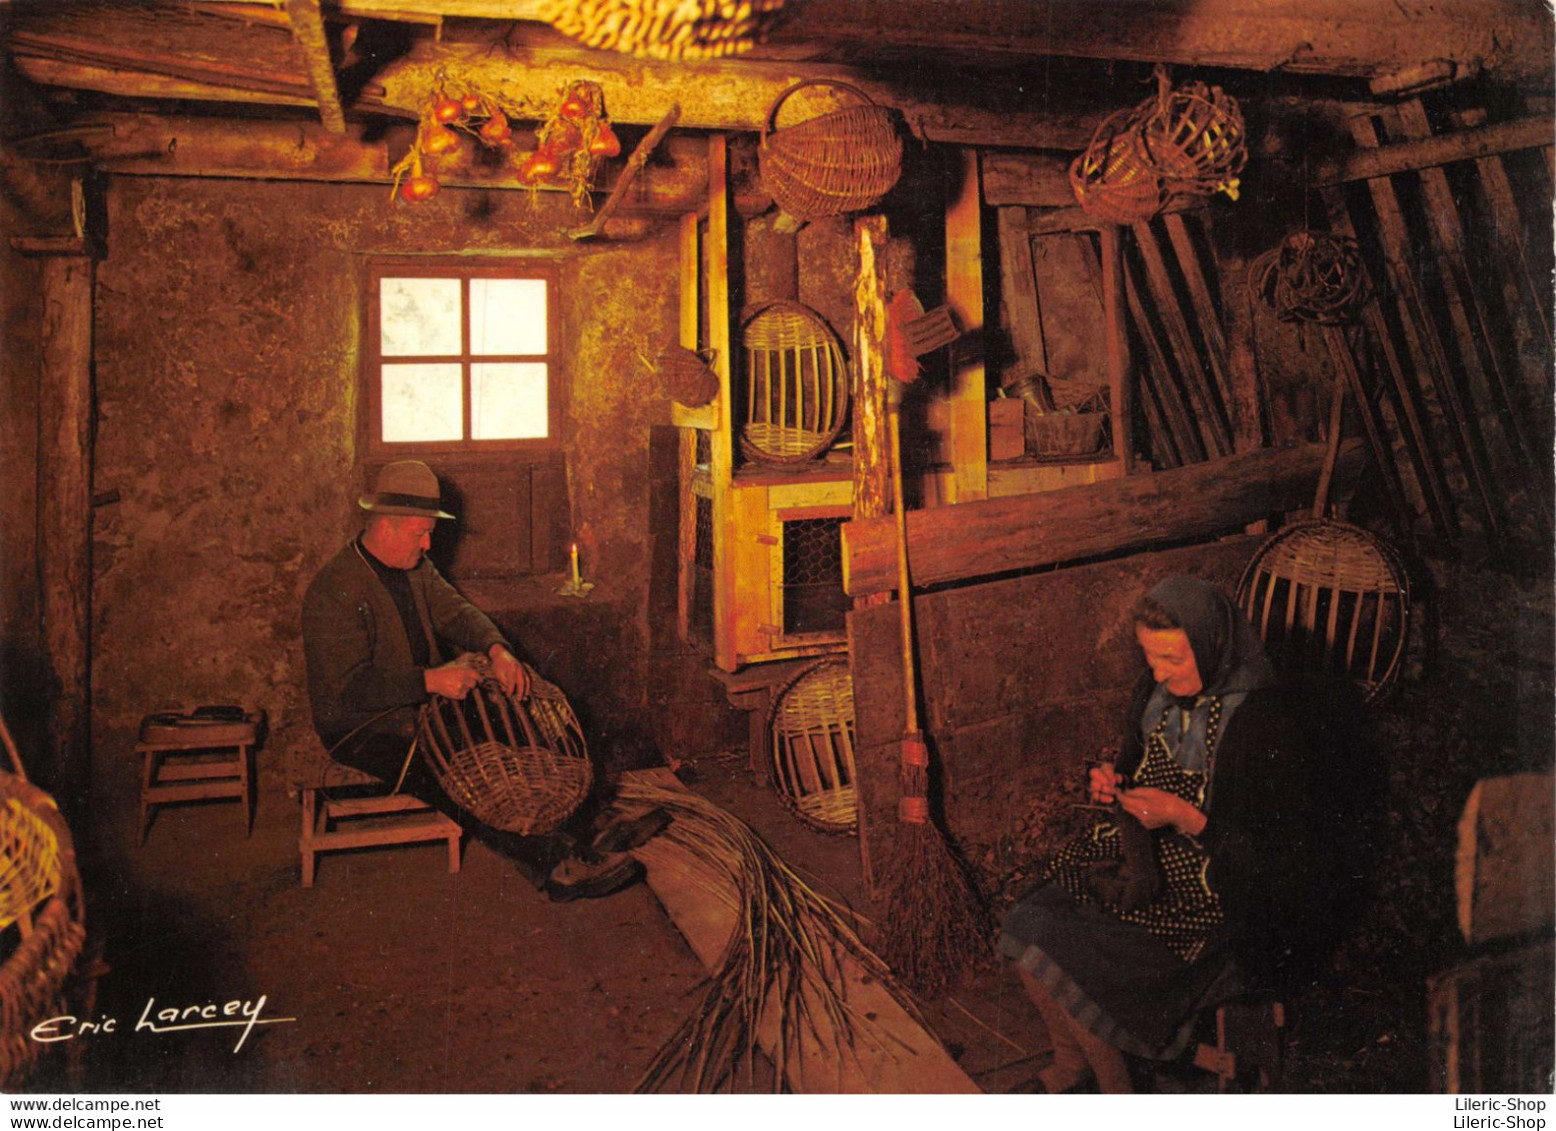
[302,460,668,900]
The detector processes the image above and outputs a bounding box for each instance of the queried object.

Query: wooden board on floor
[622,767,980,1094]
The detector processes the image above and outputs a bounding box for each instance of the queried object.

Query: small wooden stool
[136,709,262,843]
[299,763,462,888]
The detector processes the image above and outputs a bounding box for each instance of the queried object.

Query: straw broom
[877,382,987,999]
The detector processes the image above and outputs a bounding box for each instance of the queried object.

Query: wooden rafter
[285,0,346,133]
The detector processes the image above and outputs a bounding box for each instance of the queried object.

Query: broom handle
[0,708,27,782]
[888,393,920,735]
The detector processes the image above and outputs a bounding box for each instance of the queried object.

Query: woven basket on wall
[1236,520,1411,704]
[1069,106,1163,226]
[418,666,593,836]
[767,657,858,834]
[0,773,86,1090]
[740,301,850,464]
[759,79,902,221]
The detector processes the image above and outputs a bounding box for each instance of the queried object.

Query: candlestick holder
[557,577,595,598]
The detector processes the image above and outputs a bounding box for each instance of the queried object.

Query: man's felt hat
[358,460,455,519]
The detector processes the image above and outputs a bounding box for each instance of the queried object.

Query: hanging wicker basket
[740,301,850,464]
[1136,79,1246,200]
[0,772,86,1091]
[1069,107,1164,225]
[417,664,593,836]
[1249,231,1370,325]
[658,342,720,408]
[766,657,858,834]
[759,79,903,221]
[1236,520,1411,704]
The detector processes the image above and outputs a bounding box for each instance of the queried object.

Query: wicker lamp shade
[0,773,86,1090]
[759,80,903,221]
[417,668,592,836]
[740,301,850,464]
[1236,520,1411,704]
[767,657,858,834]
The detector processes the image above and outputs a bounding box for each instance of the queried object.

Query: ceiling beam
[11,56,320,108]
[285,0,347,132]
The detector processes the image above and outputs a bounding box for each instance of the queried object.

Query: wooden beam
[12,56,318,108]
[1162,213,1236,448]
[676,212,699,646]
[851,217,891,533]
[1311,114,1553,187]
[841,440,1363,596]
[981,152,1076,209]
[706,135,737,672]
[56,113,710,209]
[994,206,1045,380]
[285,0,346,133]
[1455,772,1555,948]
[372,43,1103,147]
[1100,225,1134,473]
[944,149,987,502]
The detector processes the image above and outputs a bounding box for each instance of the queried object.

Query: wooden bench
[298,762,463,888]
[136,709,263,843]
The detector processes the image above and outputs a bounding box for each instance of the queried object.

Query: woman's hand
[1088,762,1124,804]
[1118,787,1207,836]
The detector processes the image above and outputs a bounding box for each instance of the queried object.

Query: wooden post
[995,206,1045,381]
[944,150,987,503]
[284,0,346,134]
[1321,324,1414,534]
[1100,225,1134,473]
[33,249,95,806]
[705,134,737,672]
[675,211,699,644]
[1120,242,1203,463]
[851,216,892,611]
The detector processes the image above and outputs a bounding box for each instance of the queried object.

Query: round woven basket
[1236,520,1411,704]
[766,657,858,834]
[0,773,86,1090]
[740,301,850,464]
[1025,411,1109,459]
[418,669,593,836]
[759,79,902,221]
[1136,80,1246,198]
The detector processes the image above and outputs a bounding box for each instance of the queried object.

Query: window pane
[382,363,462,441]
[472,362,548,439]
[381,278,461,356]
[470,278,547,356]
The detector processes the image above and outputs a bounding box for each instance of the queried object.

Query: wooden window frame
[361,256,564,459]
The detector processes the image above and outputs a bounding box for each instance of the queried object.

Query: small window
[365,260,560,453]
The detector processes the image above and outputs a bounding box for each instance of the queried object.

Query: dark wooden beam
[285,0,346,134]
[841,439,1363,596]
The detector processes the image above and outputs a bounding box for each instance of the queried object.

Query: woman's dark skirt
[998,884,1240,1059]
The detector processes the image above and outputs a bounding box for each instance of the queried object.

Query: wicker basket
[658,342,720,408]
[759,79,902,221]
[1019,382,1111,459]
[740,301,850,464]
[417,667,593,836]
[1069,106,1163,225]
[537,0,786,60]
[1236,520,1411,704]
[767,657,858,834]
[0,773,86,1090]
[1137,79,1246,200]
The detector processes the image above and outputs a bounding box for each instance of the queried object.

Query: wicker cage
[1136,79,1246,199]
[1069,107,1164,225]
[740,301,850,464]
[759,79,903,221]
[0,773,86,1090]
[767,657,858,834]
[1236,520,1411,704]
[417,667,593,836]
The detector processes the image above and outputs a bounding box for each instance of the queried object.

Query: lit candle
[570,542,581,588]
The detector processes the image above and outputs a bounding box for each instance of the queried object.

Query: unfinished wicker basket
[759,79,902,221]
[417,667,593,836]
[1137,78,1246,200]
[0,772,86,1090]
[740,301,850,464]
[1236,520,1411,704]
[767,657,858,834]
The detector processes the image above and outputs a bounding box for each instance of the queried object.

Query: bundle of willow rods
[619,780,919,1093]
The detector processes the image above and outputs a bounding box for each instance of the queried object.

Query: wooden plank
[995,206,1045,380]
[1347,112,1505,542]
[1131,221,1233,457]
[37,254,95,806]
[842,440,1362,596]
[1162,213,1236,450]
[284,0,345,133]
[1455,773,1555,947]
[624,768,979,1094]
[1321,325,1414,533]
[1100,225,1133,473]
[1320,187,1459,538]
[944,149,987,503]
[981,151,1076,209]
[852,217,892,533]
[1117,234,1203,464]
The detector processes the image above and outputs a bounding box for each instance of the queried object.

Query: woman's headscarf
[1146,576,1278,697]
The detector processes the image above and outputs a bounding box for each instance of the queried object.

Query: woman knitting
[998,576,1321,1092]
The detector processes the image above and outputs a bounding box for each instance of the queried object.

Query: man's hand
[425,656,481,700]
[488,644,531,699]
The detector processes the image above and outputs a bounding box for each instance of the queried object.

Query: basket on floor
[1020,382,1111,459]
[767,657,858,834]
[1236,520,1411,704]
[740,301,850,464]
[0,772,87,1090]
[418,667,593,836]
[759,79,902,221]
